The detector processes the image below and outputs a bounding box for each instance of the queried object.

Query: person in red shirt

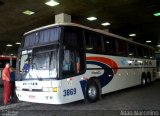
[2,63,11,105]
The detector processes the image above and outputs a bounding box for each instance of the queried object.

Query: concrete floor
[1,80,160,116]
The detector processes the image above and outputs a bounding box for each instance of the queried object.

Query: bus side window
[143,47,149,58]
[62,26,85,78]
[85,31,102,53]
[136,45,144,58]
[103,36,116,55]
[149,49,155,59]
[127,43,136,57]
[116,40,127,56]
[62,50,76,75]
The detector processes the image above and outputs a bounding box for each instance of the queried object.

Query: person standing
[2,63,11,105]
[9,67,15,100]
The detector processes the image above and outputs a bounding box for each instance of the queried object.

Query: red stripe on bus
[86,56,118,74]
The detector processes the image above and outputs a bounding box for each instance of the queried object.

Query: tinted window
[24,27,61,47]
[127,43,136,57]
[103,35,116,55]
[85,31,102,52]
[62,26,85,78]
[136,45,144,58]
[149,49,155,59]
[116,40,127,56]
[143,47,149,58]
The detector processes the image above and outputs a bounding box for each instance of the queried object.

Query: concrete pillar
[55,13,71,23]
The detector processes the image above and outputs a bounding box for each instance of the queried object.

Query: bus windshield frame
[17,26,62,81]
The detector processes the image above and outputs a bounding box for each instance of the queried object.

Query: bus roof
[24,23,154,49]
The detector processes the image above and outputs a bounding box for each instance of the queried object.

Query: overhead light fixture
[129,33,136,37]
[23,10,35,15]
[87,17,97,21]
[106,41,110,44]
[10,54,14,56]
[101,22,111,26]
[146,40,151,43]
[45,0,60,7]
[153,12,160,17]
[157,45,160,47]
[15,42,21,45]
[6,44,13,47]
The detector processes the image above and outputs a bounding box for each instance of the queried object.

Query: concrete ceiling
[0,0,160,55]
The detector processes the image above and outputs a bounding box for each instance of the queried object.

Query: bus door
[60,26,85,102]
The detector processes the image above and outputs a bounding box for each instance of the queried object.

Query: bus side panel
[86,53,156,95]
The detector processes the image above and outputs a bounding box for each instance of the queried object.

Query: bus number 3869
[63,88,76,97]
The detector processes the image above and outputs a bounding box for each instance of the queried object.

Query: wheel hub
[88,86,97,99]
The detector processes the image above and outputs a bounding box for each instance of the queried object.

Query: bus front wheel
[86,80,99,103]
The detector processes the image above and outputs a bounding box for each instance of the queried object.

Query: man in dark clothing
[9,67,15,99]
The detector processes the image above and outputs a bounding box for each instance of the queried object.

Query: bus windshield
[19,45,58,80]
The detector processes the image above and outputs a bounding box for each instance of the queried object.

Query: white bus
[16,23,156,104]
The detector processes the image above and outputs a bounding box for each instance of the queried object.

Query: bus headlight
[42,87,58,92]
[42,87,52,92]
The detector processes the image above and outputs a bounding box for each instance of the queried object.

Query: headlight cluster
[42,87,58,92]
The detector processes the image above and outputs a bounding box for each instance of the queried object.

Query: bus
[15,23,156,104]
[0,56,16,85]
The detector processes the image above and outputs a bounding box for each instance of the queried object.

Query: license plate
[29,95,36,99]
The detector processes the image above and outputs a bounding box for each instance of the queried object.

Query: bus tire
[146,72,151,85]
[141,73,147,86]
[86,80,99,103]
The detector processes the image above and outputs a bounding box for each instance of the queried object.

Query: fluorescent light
[86,47,93,50]
[129,33,136,37]
[23,10,35,15]
[10,54,14,56]
[101,22,111,26]
[87,17,97,21]
[146,40,151,43]
[6,44,13,47]
[157,45,160,47]
[45,0,60,7]
[106,41,110,44]
[15,42,21,45]
[153,12,160,17]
